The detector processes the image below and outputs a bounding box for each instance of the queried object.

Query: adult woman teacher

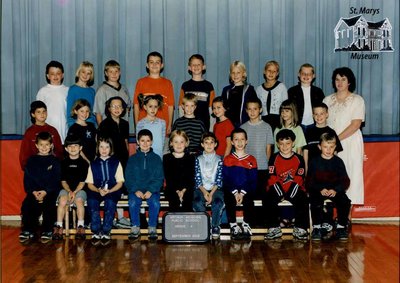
[323,67,365,209]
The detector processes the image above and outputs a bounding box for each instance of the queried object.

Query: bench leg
[65,205,70,237]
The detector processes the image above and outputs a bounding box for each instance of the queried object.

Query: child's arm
[266,144,272,161]
[224,137,232,157]
[303,149,309,174]
[167,105,174,134]
[96,113,103,126]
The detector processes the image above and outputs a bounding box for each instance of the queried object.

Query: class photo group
[18,51,365,245]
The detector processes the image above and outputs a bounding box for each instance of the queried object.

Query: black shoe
[241,223,252,241]
[19,231,35,242]
[336,228,349,241]
[311,228,322,241]
[230,224,242,241]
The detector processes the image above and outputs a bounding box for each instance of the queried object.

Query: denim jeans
[128,192,160,227]
[193,189,225,228]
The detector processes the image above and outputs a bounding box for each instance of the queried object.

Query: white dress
[323,93,365,204]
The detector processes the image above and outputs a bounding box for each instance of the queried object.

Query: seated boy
[264,129,309,240]
[53,135,89,240]
[223,128,257,241]
[193,132,224,239]
[125,129,164,240]
[19,132,61,242]
[306,132,351,241]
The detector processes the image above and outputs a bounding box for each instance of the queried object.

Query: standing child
[53,135,89,240]
[264,130,309,240]
[172,93,206,154]
[193,132,224,239]
[273,99,306,155]
[36,60,68,141]
[223,128,258,241]
[67,99,97,162]
[125,129,164,241]
[240,97,274,198]
[306,133,351,241]
[86,137,124,243]
[163,130,195,212]
[256,60,288,131]
[136,94,166,158]
[19,132,61,242]
[133,51,174,134]
[288,63,325,130]
[179,54,215,131]
[19,101,63,170]
[212,97,234,157]
[94,60,131,125]
[221,61,257,127]
[66,61,96,127]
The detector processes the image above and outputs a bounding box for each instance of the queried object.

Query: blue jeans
[193,189,225,228]
[87,190,121,234]
[128,192,160,227]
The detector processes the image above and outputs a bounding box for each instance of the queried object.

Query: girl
[273,99,306,154]
[221,61,257,127]
[66,61,96,127]
[86,137,124,242]
[163,130,195,212]
[256,60,288,131]
[136,94,166,158]
[67,99,97,162]
[212,97,234,157]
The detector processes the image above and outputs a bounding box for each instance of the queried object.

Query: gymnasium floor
[1,223,399,282]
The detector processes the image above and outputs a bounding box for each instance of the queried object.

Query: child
[273,99,306,155]
[303,102,342,172]
[125,129,164,240]
[19,101,63,170]
[288,63,325,130]
[67,99,97,162]
[94,60,131,125]
[136,94,166,158]
[66,61,96,127]
[36,60,68,141]
[240,97,274,198]
[264,129,309,241]
[193,132,224,239]
[256,60,288,131]
[86,136,124,243]
[19,132,61,242]
[221,61,257,127]
[172,93,206,154]
[306,132,351,241]
[133,51,174,134]
[223,128,257,240]
[53,135,89,240]
[163,130,195,212]
[97,96,130,167]
[212,97,234,157]
[179,54,215,131]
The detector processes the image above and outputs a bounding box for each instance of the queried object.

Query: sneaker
[115,217,131,228]
[230,224,242,240]
[322,222,333,232]
[148,226,158,240]
[241,223,252,240]
[264,227,282,240]
[19,231,35,242]
[311,228,322,241]
[128,226,141,241]
[211,226,221,239]
[336,228,349,241]
[293,227,308,240]
[101,232,111,240]
[76,225,86,240]
[41,231,53,240]
[52,226,63,240]
[91,233,101,245]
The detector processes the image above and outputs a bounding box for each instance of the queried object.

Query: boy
[240,97,274,198]
[193,132,224,239]
[36,60,68,141]
[264,129,309,240]
[179,54,215,131]
[133,51,174,134]
[303,102,342,172]
[19,101,63,170]
[125,129,164,240]
[306,133,351,241]
[288,63,325,130]
[223,128,257,240]
[94,60,131,125]
[53,135,89,240]
[19,132,61,242]
[172,92,206,153]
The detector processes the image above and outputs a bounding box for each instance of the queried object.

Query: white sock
[337,224,345,228]
[117,208,124,219]
[56,222,63,227]
[313,225,321,229]
[77,220,84,227]
[230,222,237,228]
